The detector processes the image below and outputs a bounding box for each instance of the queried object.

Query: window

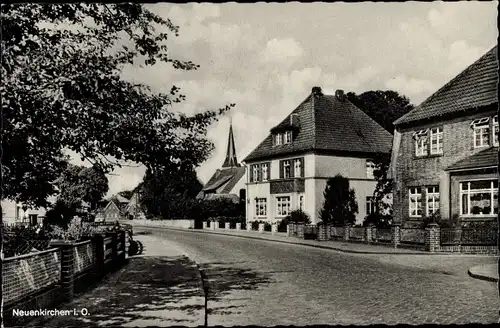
[294,159,302,178]
[283,160,291,178]
[493,116,499,146]
[430,127,443,155]
[276,196,291,217]
[460,180,498,216]
[409,187,422,217]
[284,131,292,144]
[472,117,490,148]
[426,186,440,215]
[366,160,375,179]
[299,195,304,211]
[366,196,377,215]
[261,163,269,181]
[252,165,260,182]
[414,129,429,157]
[255,198,267,217]
[274,133,283,146]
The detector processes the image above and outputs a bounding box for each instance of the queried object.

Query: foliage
[418,211,458,229]
[345,90,415,134]
[277,218,289,232]
[371,152,393,214]
[264,222,272,232]
[44,199,81,228]
[139,165,204,219]
[2,3,233,208]
[285,209,311,224]
[362,212,393,229]
[46,221,97,241]
[319,175,358,226]
[251,221,260,231]
[56,164,109,210]
[197,198,244,221]
[118,190,135,200]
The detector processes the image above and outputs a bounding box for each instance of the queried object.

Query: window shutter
[300,158,305,177]
[279,161,284,179]
[272,134,276,146]
[250,165,254,182]
[257,165,261,182]
[290,159,295,178]
[267,162,271,180]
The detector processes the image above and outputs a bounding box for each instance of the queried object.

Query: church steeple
[222,118,240,168]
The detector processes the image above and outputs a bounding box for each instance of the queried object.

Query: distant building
[243,87,393,225]
[124,191,146,220]
[1,200,47,226]
[197,121,246,204]
[95,195,130,222]
[390,45,498,227]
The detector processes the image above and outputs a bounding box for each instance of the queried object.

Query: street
[138,228,498,326]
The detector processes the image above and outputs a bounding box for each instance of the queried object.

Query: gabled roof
[102,200,122,214]
[197,166,245,199]
[395,45,498,126]
[243,88,393,162]
[446,147,498,171]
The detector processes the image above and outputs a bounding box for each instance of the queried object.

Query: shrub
[277,218,289,232]
[286,209,311,224]
[264,222,272,232]
[363,212,393,229]
[319,174,358,226]
[241,222,247,230]
[251,221,260,231]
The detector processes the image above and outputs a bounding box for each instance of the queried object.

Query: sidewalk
[27,235,205,328]
[468,264,499,282]
[133,224,449,255]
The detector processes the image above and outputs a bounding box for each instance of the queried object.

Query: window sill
[413,153,443,160]
[460,215,497,218]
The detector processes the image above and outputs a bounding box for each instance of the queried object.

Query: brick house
[390,45,498,227]
[243,87,393,225]
[95,195,129,221]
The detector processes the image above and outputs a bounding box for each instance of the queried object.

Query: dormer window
[471,117,490,148]
[276,133,283,146]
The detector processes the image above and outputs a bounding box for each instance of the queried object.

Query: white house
[1,200,47,226]
[243,87,393,225]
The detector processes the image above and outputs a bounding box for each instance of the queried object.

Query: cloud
[384,76,436,103]
[260,38,305,66]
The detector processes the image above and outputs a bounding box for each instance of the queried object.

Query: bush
[363,212,393,229]
[286,209,311,224]
[277,218,289,233]
[251,221,260,231]
[319,174,358,226]
[264,222,272,232]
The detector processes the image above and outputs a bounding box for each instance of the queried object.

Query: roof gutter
[445,165,498,173]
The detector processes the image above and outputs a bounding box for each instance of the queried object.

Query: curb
[467,266,499,283]
[133,225,452,256]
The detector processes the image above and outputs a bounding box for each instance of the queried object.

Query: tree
[56,164,109,211]
[2,3,233,209]
[139,164,204,219]
[371,152,393,214]
[346,90,414,134]
[319,175,358,226]
[118,190,135,200]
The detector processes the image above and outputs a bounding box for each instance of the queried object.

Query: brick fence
[203,221,497,255]
[2,230,127,326]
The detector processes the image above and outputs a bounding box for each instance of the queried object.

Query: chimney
[311,86,323,98]
[335,89,345,101]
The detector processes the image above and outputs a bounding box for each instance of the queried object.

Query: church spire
[222,118,239,168]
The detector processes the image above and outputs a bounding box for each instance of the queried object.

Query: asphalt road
[137,227,499,326]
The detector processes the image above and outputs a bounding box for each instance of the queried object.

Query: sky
[90,1,498,198]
